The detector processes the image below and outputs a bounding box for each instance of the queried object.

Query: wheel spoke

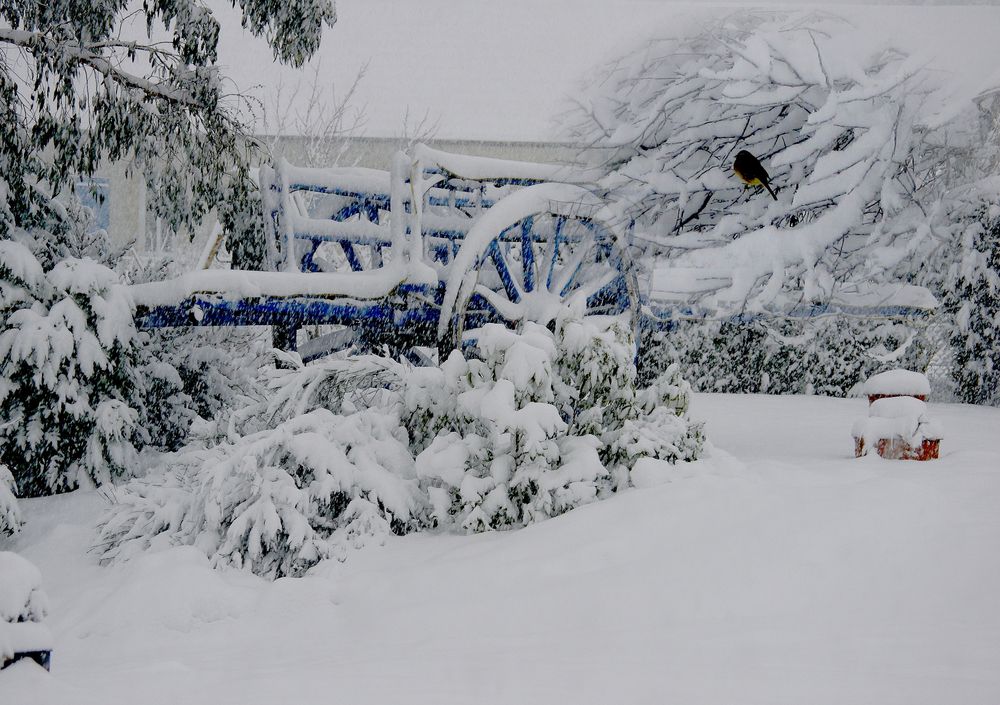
[459,206,633,347]
[340,240,364,272]
[543,216,564,291]
[474,283,523,322]
[581,270,624,304]
[562,269,620,311]
[487,239,523,303]
[551,232,595,297]
[520,216,535,293]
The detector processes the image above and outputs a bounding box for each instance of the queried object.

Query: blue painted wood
[546,216,565,291]
[300,238,321,273]
[520,216,535,293]
[487,240,521,304]
[340,240,364,272]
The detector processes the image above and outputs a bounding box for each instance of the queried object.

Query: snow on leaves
[0,466,21,536]
[0,245,140,497]
[100,407,421,579]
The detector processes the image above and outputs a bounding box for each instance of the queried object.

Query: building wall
[267,136,583,171]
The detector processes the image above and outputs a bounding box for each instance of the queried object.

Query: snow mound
[863,370,931,397]
[76,547,258,636]
[0,465,20,536]
[853,379,944,453]
[0,552,47,624]
[0,552,51,663]
[869,396,928,419]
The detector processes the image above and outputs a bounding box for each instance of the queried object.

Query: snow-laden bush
[0,465,21,536]
[621,362,704,469]
[411,325,572,531]
[124,256,270,451]
[100,407,422,578]
[410,319,704,532]
[99,355,422,578]
[637,361,693,417]
[0,242,141,497]
[102,318,705,575]
[611,407,705,470]
[555,315,637,438]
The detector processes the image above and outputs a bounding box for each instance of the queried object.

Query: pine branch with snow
[0,466,21,537]
[0,245,141,497]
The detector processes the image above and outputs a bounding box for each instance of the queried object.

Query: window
[74,178,111,233]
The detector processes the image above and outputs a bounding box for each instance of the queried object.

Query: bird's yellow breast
[736,172,763,187]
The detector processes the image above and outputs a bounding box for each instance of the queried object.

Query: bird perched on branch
[733,150,777,201]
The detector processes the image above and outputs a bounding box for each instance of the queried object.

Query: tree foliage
[0,241,140,496]
[0,0,335,240]
[0,0,336,503]
[945,200,1000,405]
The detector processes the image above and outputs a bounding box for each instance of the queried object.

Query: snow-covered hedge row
[944,198,1000,406]
[641,316,929,397]
[100,315,704,578]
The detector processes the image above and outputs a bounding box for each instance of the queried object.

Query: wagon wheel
[439,183,639,352]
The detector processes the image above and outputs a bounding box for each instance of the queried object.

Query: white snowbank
[864,369,931,397]
[0,552,47,624]
[3,395,1000,704]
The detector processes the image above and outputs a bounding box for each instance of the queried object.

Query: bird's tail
[762,179,777,201]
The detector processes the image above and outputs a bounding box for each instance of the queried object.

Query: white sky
[212,1,1000,141]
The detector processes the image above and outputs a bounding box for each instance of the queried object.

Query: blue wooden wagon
[130,144,935,359]
[131,144,641,359]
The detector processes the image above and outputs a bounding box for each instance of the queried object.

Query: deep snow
[2,393,1000,704]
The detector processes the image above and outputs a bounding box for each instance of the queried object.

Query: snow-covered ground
[3,393,1000,704]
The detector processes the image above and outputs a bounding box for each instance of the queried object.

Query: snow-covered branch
[0,28,203,107]
[568,12,946,314]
